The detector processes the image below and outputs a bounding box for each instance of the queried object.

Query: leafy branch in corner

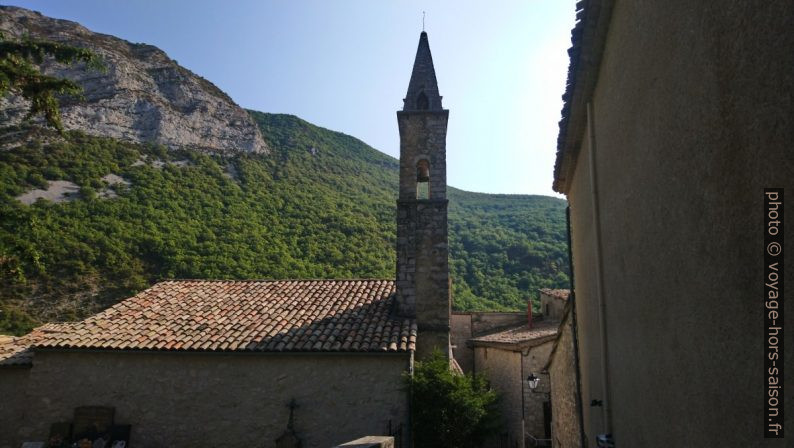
[0,32,104,132]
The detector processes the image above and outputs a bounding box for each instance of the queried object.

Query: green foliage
[0,33,103,132]
[448,190,570,312]
[0,303,37,336]
[406,351,501,448]
[0,112,569,335]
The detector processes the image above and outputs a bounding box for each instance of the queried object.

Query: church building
[0,31,451,448]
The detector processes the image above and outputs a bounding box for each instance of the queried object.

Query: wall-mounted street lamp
[527,373,541,391]
[525,372,553,446]
[526,372,550,396]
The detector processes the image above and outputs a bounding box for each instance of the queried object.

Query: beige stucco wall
[564,1,792,446]
[548,313,581,448]
[0,351,409,448]
[566,132,605,442]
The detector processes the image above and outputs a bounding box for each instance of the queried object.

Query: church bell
[417,161,430,182]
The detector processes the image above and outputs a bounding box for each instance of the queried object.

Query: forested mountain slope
[0,113,568,335]
[0,6,568,335]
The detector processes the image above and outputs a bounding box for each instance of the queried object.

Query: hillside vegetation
[0,113,569,335]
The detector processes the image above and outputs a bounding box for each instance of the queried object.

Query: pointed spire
[403,32,443,111]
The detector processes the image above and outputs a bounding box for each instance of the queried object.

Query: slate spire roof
[23,279,416,355]
[403,31,443,111]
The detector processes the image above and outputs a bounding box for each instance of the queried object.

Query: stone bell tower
[396,31,450,359]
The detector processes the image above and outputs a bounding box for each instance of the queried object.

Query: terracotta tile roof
[33,279,415,353]
[540,288,571,300]
[0,323,68,366]
[468,321,559,349]
[0,336,33,366]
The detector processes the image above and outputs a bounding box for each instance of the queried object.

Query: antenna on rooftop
[422,11,425,31]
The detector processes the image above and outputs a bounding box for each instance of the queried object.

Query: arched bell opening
[416,159,430,199]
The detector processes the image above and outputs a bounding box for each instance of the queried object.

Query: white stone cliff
[0,6,269,155]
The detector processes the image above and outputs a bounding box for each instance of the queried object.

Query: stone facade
[450,312,528,373]
[453,311,557,444]
[473,341,554,447]
[546,308,581,448]
[396,112,449,201]
[0,367,29,446]
[539,290,568,321]
[457,308,558,447]
[474,347,523,446]
[0,351,409,448]
[521,343,553,442]
[396,32,451,359]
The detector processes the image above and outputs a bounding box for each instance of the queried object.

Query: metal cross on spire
[422,11,425,31]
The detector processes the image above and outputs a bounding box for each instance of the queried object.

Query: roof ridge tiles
[152,278,394,283]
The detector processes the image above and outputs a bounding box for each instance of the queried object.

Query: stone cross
[275,399,302,448]
[287,398,298,430]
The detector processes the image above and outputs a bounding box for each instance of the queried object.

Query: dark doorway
[543,401,552,439]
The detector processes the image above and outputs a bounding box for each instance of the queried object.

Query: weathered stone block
[333,436,394,448]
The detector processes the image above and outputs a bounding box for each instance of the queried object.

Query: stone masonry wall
[396,109,450,359]
[450,312,527,374]
[396,111,448,201]
[522,342,553,442]
[548,313,581,448]
[450,313,473,371]
[0,351,409,448]
[469,313,527,336]
[396,199,450,358]
[540,292,566,321]
[0,367,30,445]
[474,347,523,447]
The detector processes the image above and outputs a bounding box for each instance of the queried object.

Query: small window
[417,91,429,110]
[416,160,430,199]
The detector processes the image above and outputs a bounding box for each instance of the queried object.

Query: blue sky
[8,0,576,196]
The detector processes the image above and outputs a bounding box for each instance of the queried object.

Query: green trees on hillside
[0,113,569,335]
[448,189,569,311]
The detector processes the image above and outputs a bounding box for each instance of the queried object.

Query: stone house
[470,321,557,447]
[538,289,568,322]
[549,0,791,446]
[0,280,414,447]
[0,31,456,448]
[450,289,569,448]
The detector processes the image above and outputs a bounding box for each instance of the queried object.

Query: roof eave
[553,0,615,194]
[31,346,413,356]
[467,333,558,351]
